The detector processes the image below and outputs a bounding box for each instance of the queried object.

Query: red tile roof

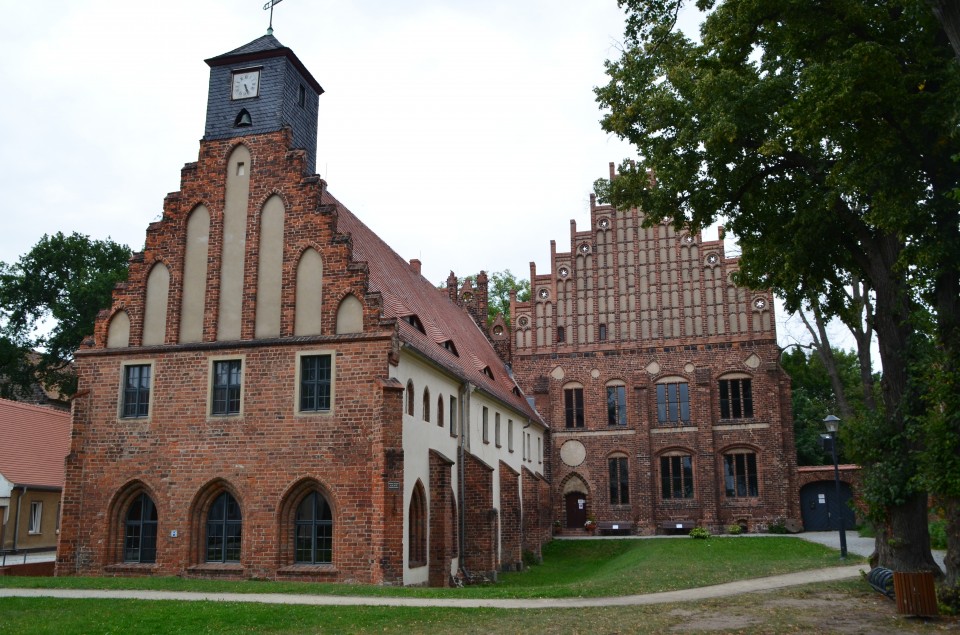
[324,190,543,425]
[0,398,71,489]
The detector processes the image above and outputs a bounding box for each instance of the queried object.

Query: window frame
[206,491,243,563]
[482,406,489,443]
[28,501,42,534]
[660,453,695,500]
[209,357,244,417]
[294,491,333,565]
[120,361,153,419]
[124,493,158,563]
[564,385,585,428]
[606,382,627,426]
[508,419,514,452]
[719,375,754,420]
[297,352,334,414]
[608,456,629,505]
[656,378,690,425]
[449,396,457,437]
[408,483,427,568]
[495,412,501,447]
[723,451,759,498]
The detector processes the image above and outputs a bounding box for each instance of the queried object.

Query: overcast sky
[2,1,854,355]
[0,1,655,279]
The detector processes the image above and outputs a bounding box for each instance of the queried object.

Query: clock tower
[203,34,324,174]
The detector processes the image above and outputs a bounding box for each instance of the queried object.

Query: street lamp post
[823,414,848,558]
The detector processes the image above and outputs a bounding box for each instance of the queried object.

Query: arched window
[423,387,431,422]
[409,482,427,567]
[563,382,585,428]
[295,492,333,564]
[608,454,629,504]
[206,492,242,563]
[606,380,627,426]
[723,449,759,498]
[437,395,444,428]
[124,493,158,563]
[660,451,695,499]
[656,376,690,425]
[406,380,415,417]
[718,373,754,419]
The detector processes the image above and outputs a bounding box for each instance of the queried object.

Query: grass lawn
[0,537,858,599]
[2,580,951,635]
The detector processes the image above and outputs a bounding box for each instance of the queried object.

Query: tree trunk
[944,496,960,587]
[875,493,943,575]
[928,0,960,60]
[854,230,935,572]
[799,304,853,420]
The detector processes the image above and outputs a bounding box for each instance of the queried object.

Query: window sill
[106,563,158,573]
[27,531,41,536]
[187,563,244,576]
[277,564,338,579]
[723,497,761,506]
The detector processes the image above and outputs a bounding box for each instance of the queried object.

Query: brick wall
[462,452,496,578]
[498,461,521,571]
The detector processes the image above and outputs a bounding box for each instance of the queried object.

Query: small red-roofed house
[0,398,71,553]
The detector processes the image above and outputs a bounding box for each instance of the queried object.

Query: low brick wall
[0,561,55,576]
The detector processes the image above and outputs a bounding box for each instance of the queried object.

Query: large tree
[595,0,960,576]
[0,232,131,398]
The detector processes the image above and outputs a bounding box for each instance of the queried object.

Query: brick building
[55,35,549,586]
[507,167,800,534]
[0,398,71,554]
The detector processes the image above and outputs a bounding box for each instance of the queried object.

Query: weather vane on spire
[263,0,285,35]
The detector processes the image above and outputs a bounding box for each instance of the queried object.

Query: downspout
[457,382,471,575]
[12,485,26,552]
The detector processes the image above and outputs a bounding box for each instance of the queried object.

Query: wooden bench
[659,520,696,534]
[596,521,634,535]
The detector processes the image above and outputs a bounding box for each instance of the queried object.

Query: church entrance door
[564,492,587,529]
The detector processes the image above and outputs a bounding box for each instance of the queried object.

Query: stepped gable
[0,398,71,489]
[324,189,541,424]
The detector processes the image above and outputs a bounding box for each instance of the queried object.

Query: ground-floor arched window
[124,493,158,563]
[409,482,427,567]
[295,491,333,564]
[206,491,242,563]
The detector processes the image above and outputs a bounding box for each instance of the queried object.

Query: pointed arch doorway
[562,475,589,529]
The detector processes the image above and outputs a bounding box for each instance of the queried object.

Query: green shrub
[726,524,743,535]
[767,518,788,534]
[938,583,960,616]
[689,526,710,539]
[929,519,947,550]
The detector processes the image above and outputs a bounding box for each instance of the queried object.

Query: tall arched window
[124,493,158,563]
[295,492,333,564]
[437,395,444,428]
[423,387,431,422]
[409,482,427,567]
[206,492,242,563]
[406,380,415,416]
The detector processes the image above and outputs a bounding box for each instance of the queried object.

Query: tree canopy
[442,270,531,326]
[595,0,960,578]
[0,232,131,398]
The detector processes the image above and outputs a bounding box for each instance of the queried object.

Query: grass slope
[0,537,857,599]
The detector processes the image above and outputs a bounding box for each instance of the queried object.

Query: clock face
[232,70,260,100]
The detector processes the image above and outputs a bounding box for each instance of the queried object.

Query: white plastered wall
[394,350,546,586]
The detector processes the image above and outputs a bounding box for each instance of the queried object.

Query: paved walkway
[0,564,865,608]
[0,532,870,608]
[3,533,943,608]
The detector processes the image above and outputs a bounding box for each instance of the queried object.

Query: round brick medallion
[560,440,587,467]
